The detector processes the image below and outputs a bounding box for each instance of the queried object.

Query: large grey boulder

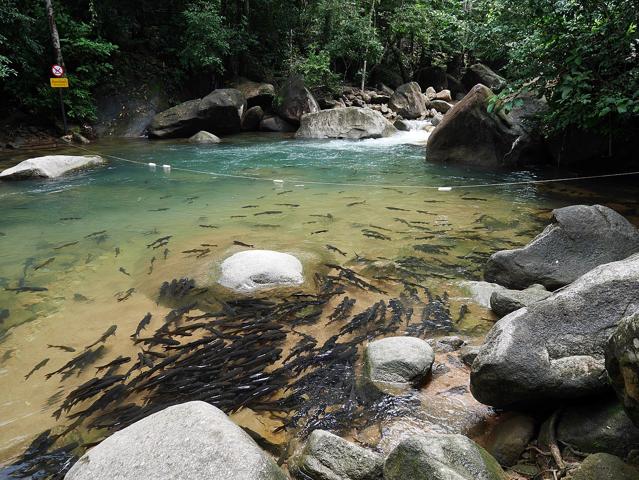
[64,401,286,480]
[218,250,304,293]
[296,108,397,140]
[242,106,265,131]
[485,205,639,290]
[554,397,639,458]
[606,311,639,426]
[568,453,639,480]
[148,89,246,138]
[462,64,507,92]
[290,430,383,480]
[470,253,639,408]
[275,77,320,125]
[383,434,507,480]
[388,82,427,119]
[489,284,552,317]
[363,337,434,395]
[426,84,518,167]
[188,130,220,144]
[232,78,275,109]
[0,155,105,180]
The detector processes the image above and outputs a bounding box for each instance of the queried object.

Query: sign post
[50,64,68,134]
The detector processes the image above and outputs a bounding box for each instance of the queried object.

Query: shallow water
[0,133,638,469]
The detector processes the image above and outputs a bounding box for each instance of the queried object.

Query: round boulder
[188,131,220,144]
[296,107,397,139]
[275,77,320,126]
[64,401,287,480]
[606,311,639,426]
[363,336,434,395]
[241,106,265,131]
[218,250,304,293]
[568,453,639,480]
[388,82,427,119]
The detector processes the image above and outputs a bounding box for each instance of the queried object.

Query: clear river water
[1,131,638,474]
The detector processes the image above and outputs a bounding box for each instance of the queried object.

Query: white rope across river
[63,141,639,191]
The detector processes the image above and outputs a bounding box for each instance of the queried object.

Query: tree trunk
[44,0,65,67]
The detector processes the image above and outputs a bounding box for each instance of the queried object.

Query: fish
[199,224,218,228]
[25,358,49,380]
[148,256,156,275]
[325,244,347,256]
[311,230,328,235]
[276,190,292,195]
[131,313,152,339]
[201,243,217,247]
[95,356,132,373]
[85,230,106,238]
[138,352,154,369]
[386,206,411,211]
[119,267,131,276]
[85,325,117,349]
[0,309,9,323]
[6,286,48,293]
[310,213,333,219]
[148,208,170,211]
[34,257,55,270]
[242,205,258,208]
[361,229,391,240]
[115,247,120,257]
[47,344,76,353]
[346,201,366,207]
[59,217,82,221]
[416,210,437,215]
[231,215,247,218]
[186,196,199,202]
[275,203,299,207]
[116,288,135,302]
[182,248,210,258]
[73,293,89,302]
[53,241,78,250]
[85,253,94,264]
[147,236,172,248]
[163,248,170,260]
[234,240,254,248]
[254,211,282,216]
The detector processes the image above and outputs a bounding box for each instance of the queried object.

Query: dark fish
[325,244,347,256]
[163,248,170,259]
[159,195,172,199]
[59,217,81,221]
[199,224,218,228]
[6,286,48,293]
[276,190,292,195]
[417,210,437,215]
[254,211,282,216]
[85,253,94,264]
[148,208,169,212]
[147,236,171,248]
[85,230,107,238]
[242,205,258,208]
[386,206,411,211]
[310,213,333,219]
[73,293,89,302]
[201,243,217,247]
[361,229,391,240]
[131,313,152,339]
[116,288,135,302]
[53,241,78,250]
[119,267,130,276]
[47,344,76,353]
[25,358,49,380]
[138,352,154,368]
[0,309,9,323]
[115,247,120,257]
[275,203,299,207]
[96,356,131,373]
[311,230,328,235]
[34,258,55,270]
[231,215,247,218]
[346,201,366,207]
[148,256,156,275]
[182,248,210,258]
[234,240,254,248]
[85,325,117,349]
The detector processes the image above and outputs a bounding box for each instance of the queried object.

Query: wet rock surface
[0,155,105,180]
[568,453,639,480]
[188,130,220,144]
[388,82,427,119]
[296,107,397,139]
[218,250,304,293]
[489,284,551,317]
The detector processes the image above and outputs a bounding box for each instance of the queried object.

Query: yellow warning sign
[50,77,69,88]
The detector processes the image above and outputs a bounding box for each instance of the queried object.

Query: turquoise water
[1,133,637,466]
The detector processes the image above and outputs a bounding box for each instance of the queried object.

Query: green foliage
[290,46,340,91]
[180,0,230,75]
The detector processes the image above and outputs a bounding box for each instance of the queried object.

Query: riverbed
[1,132,638,473]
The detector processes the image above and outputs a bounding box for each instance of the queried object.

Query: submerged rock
[64,401,287,480]
[363,336,434,395]
[606,311,639,426]
[471,253,639,408]
[148,89,245,138]
[0,155,105,180]
[462,63,507,92]
[489,284,551,317]
[296,107,397,140]
[485,205,639,290]
[388,82,427,119]
[554,397,639,458]
[188,130,220,144]
[568,453,639,480]
[275,77,320,126]
[290,429,383,480]
[218,250,304,293]
[383,434,507,480]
